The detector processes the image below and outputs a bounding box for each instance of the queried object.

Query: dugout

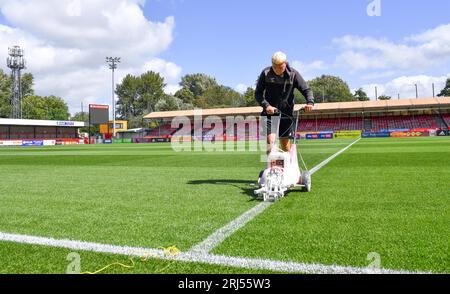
[0,118,85,146]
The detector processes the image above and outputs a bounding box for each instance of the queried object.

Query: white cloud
[142,58,182,82]
[0,0,173,53]
[360,74,450,100]
[360,71,396,80]
[164,84,181,95]
[333,23,450,72]
[291,60,326,80]
[0,0,180,115]
[235,83,248,94]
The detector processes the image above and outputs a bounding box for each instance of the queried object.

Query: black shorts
[263,115,295,139]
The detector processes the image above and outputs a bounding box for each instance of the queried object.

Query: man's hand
[304,104,313,112]
[266,105,278,115]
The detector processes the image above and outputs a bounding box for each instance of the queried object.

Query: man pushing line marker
[254,51,315,201]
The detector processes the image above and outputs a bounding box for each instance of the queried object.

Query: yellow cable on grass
[81,246,180,274]
[81,258,136,274]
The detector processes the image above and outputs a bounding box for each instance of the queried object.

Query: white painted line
[176,252,428,274]
[188,202,272,254]
[0,231,429,274]
[189,138,361,255]
[0,231,166,258]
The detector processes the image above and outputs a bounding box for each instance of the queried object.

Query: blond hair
[272,51,287,65]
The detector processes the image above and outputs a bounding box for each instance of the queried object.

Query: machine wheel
[301,171,312,192]
[257,169,265,186]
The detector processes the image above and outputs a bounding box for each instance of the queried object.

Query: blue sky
[142,0,450,95]
[0,0,449,113]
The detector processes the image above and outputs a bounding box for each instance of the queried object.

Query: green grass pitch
[0,137,448,273]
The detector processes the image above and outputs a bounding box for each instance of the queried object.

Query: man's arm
[294,72,314,105]
[255,70,270,109]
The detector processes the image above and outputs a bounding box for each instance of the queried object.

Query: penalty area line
[0,231,428,274]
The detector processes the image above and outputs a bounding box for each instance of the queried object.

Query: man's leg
[267,133,276,155]
[279,115,293,152]
[280,138,290,152]
[265,115,278,155]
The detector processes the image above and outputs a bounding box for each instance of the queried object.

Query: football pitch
[0,137,448,274]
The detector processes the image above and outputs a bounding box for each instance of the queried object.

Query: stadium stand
[370,115,441,131]
[297,117,363,131]
[143,97,450,137]
[146,122,176,137]
[442,114,450,129]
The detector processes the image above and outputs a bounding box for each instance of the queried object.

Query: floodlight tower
[7,46,26,119]
[106,56,120,138]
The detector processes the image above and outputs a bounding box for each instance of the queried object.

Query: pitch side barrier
[435,129,450,136]
[0,138,83,147]
[126,128,447,143]
[362,128,435,138]
[295,130,361,140]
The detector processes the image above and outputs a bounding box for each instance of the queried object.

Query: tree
[243,87,258,107]
[174,87,195,104]
[308,75,354,103]
[116,74,140,119]
[71,111,98,135]
[0,70,35,117]
[22,95,69,120]
[138,71,166,114]
[45,95,70,120]
[71,111,88,123]
[0,69,11,117]
[128,114,145,130]
[179,73,218,98]
[437,78,450,97]
[378,95,391,100]
[22,95,46,119]
[155,94,180,111]
[294,89,307,104]
[197,85,244,108]
[353,88,370,101]
[21,73,34,97]
[115,71,166,119]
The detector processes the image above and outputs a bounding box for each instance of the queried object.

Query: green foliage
[378,95,391,100]
[127,114,144,129]
[0,70,35,117]
[308,75,355,103]
[70,111,99,135]
[437,78,450,97]
[294,89,307,104]
[0,69,11,118]
[154,94,194,112]
[70,111,88,122]
[197,85,244,108]
[116,74,139,118]
[45,95,70,120]
[243,87,258,107]
[179,73,218,97]
[139,71,166,113]
[176,75,247,109]
[115,71,166,119]
[21,73,35,97]
[174,87,195,104]
[22,95,69,120]
[155,94,180,111]
[353,88,370,101]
